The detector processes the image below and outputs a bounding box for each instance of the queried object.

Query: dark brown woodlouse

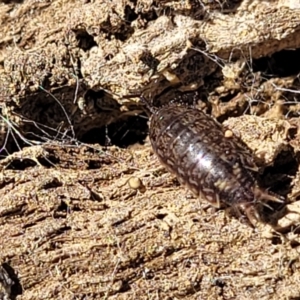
[146,101,284,226]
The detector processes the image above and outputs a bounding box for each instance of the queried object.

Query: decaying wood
[0,0,300,299]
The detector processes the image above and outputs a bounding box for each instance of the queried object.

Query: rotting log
[0,1,300,299]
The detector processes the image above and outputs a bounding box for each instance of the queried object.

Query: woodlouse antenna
[139,95,156,114]
[123,93,156,116]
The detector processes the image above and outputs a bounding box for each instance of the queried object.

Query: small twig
[39,85,76,139]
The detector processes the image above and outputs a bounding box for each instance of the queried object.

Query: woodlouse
[146,101,284,226]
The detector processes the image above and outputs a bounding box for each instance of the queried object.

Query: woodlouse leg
[225,204,258,227]
[198,191,222,209]
[243,204,261,227]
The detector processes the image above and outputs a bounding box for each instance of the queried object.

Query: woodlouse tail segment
[253,186,285,205]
